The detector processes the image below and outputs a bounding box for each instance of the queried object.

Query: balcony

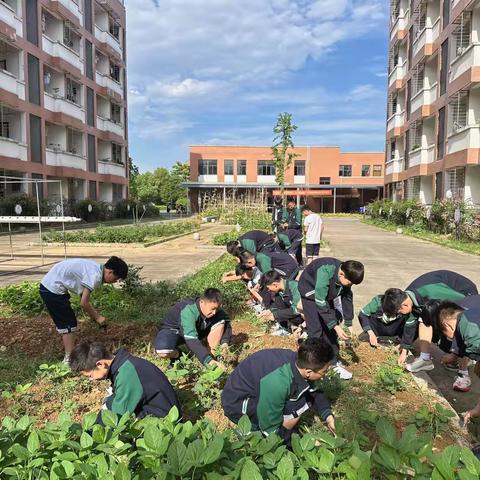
[45,147,86,170]
[42,35,83,73]
[51,0,82,23]
[237,175,246,183]
[450,44,480,84]
[385,158,403,176]
[94,25,122,56]
[0,136,27,160]
[388,61,406,88]
[0,0,22,36]
[408,145,435,167]
[446,126,480,155]
[412,18,440,58]
[390,10,409,42]
[386,111,405,135]
[96,115,123,137]
[0,69,25,100]
[410,82,438,114]
[44,92,85,122]
[95,71,123,97]
[98,160,126,177]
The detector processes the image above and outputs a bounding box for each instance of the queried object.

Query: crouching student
[240,249,299,281]
[221,338,335,445]
[431,297,480,423]
[381,270,478,372]
[298,257,365,379]
[259,271,303,336]
[70,341,180,420]
[222,264,264,313]
[226,230,277,256]
[276,228,304,265]
[358,293,416,356]
[155,288,230,369]
[39,256,128,363]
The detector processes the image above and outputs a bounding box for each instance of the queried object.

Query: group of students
[36,202,480,443]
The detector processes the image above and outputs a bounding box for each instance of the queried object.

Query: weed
[409,404,456,438]
[374,359,407,394]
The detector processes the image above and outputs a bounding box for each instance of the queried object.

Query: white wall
[96,95,109,117]
[98,140,110,161]
[420,176,433,204]
[465,165,480,204]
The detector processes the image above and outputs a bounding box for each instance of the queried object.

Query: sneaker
[270,325,290,336]
[453,375,471,392]
[406,357,434,373]
[444,362,459,373]
[62,353,71,365]
[332,361,353,380]
[252,304,265,315]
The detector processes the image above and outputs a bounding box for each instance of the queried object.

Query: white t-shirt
[304,213,323,244]
[41,259,103,295]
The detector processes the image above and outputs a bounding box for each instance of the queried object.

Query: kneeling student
[432,297,480,424]
[70,341,180,420]
[221,338,335,444]
[240,249,299,280]
[155,288,230,369]
[259,270,303,335]
[39,256,128,363]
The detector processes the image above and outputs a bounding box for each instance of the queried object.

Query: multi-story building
[0,0,128,203]
[185,145,384,213]
[385,0,480,205]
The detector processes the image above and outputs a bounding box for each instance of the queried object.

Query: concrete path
[0,223,230,287]
[323,216,480,426]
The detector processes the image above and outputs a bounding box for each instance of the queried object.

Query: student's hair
[436,301,464,332]
[239,251,255,264]
[301,205,312,212]
[297,338,334,370]
[226,240,243,257]
[421,299,442,327]
[287,199,296,206]
[69,341,113,372]
[261,270,282,288]
[105,256,128,279]
[235,264,253,276]
[201,288,223,305]
[341,260,364,284]
[382,288,408,317]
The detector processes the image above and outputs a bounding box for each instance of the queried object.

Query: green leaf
[115,464,131,480]
[166,440,189,476]
[460,448,480,475]
[433,455,455,480]
[203,435,224,465]
[11,444,30,461]
[318,448,335,473]
[186,439,204,467]
[458,469,479,480]
[82,412,97,431]
[61,460,75,477]
[237,415,252,436]
[27,431,40,454]
[80,431,94,449]
[376,418,396,446]
[101,410,118,428]
[143,425,161,451]
[167,405,180,423]
[241,458,263,480]
[275,455,294,480]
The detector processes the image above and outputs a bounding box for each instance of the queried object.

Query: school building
[185,145,384,213]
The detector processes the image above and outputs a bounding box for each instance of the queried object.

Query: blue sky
[125,0,389,172]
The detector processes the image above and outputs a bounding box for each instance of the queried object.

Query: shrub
[0,194,48,217]
[212,229,243,246]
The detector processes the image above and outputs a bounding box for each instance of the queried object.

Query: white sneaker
[406,357,434,373]
[453,375,471,392]
[63,353,71,365]
[270,325,290,336]
[332,361,353,380]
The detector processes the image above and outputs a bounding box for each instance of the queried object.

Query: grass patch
[364,217,480,256]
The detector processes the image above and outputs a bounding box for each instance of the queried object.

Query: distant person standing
[302,205,324,264]
[281,200,302,230]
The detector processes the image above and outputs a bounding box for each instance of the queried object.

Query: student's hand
[259,310,274,321]
[325,415,336,436]
[397,349,408,367]
[208,359,226,370]
[463,405,480,426]
[441,353,458,366]
[368,330,378,348]
[334,325,349,341]
[95,315,107,326]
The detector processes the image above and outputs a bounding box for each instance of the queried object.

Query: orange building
[186,145,384,213]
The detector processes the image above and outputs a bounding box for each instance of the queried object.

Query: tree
[271,113,298,195]
[128,158,140,201]
[161,162,190,207]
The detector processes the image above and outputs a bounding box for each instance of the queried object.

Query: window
[109,17,120,40]
[199,159,217,175]
[437,107,446,160]
[373,165,382,177]
[257,160,276,176]
[339,165,352,177]
[111,102,121,123]
[443,0,450,28]
[89,180,97,200]
[84,0,93,33]
[111,143,122,164]
[109,62,120,82]
[85,40,93,80]
[26,0,38,45]
[86,87,94,126]
[450,92,468,133]
[409,121,422,151]
[390,140,396,160]
[66,77,81,105]
[319,177,330,185]
[27,54,40,105]
[453,13,471,58]
[361,165,370,177]
[88,134,96,172]
[224,160,234,175]
[237,159,246,175]
[294,160,305,176]
[446,167,465,200]
[29,114,42,163]
[405,176,420,200]
[66,128,80,155]
[440,40,449,96]
[412,64,424,96]
[388,93,398,117]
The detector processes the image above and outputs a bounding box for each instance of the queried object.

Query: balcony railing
[0,136,27,161]
[0,69,25,100]
[412,17,440,58]
[52,0,82,22]
[96,115,124,137]
[410,82,438,113]
[98,160,126,177]
[388,60,406,88]
[390,9,409,41]
[450,43,480,84]
[446,125,480,155]
[386,111,405,134]
[42,34,83,73]
[0,0,22,36]
[44,92,85,122]
[95,71,123,97]
[385,157,403,176]
[94,25,122,56]
[408,145,435,167]
[45,147,86,169]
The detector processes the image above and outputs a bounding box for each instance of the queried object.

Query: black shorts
[39,284,77,334]
[306,243,320,257]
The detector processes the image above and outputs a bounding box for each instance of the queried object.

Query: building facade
[186,145,384,213]
[386,0,480,205]
[0,0,128,203]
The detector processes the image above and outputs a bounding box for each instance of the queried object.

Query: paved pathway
[323,217,480,425]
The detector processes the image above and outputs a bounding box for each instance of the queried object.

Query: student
[358,293,416,355]
[298,257,365,379]
[70,341,180,420]
[226,230,276,256]
[221,338,335,444]
[240,250,299,280]
[281,200,302,230]
[431,298,480,423]
[301,205,324,264]
[271,197,284,232]
[39,256,128,362]
[154,288,230,368]
[259,270,303,335]
[223,264,264,313]
[277,228,304,265]
[382,270,478,372]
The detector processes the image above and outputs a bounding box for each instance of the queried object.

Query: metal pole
[333,187,337,214]
[59,181,67,260]
[35,181,44,265]
[8,222,13,259]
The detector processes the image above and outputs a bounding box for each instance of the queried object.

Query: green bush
[0,194,48,216]
[202,205,271,230]
[0,409,478,479]
[212,229,244,246]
